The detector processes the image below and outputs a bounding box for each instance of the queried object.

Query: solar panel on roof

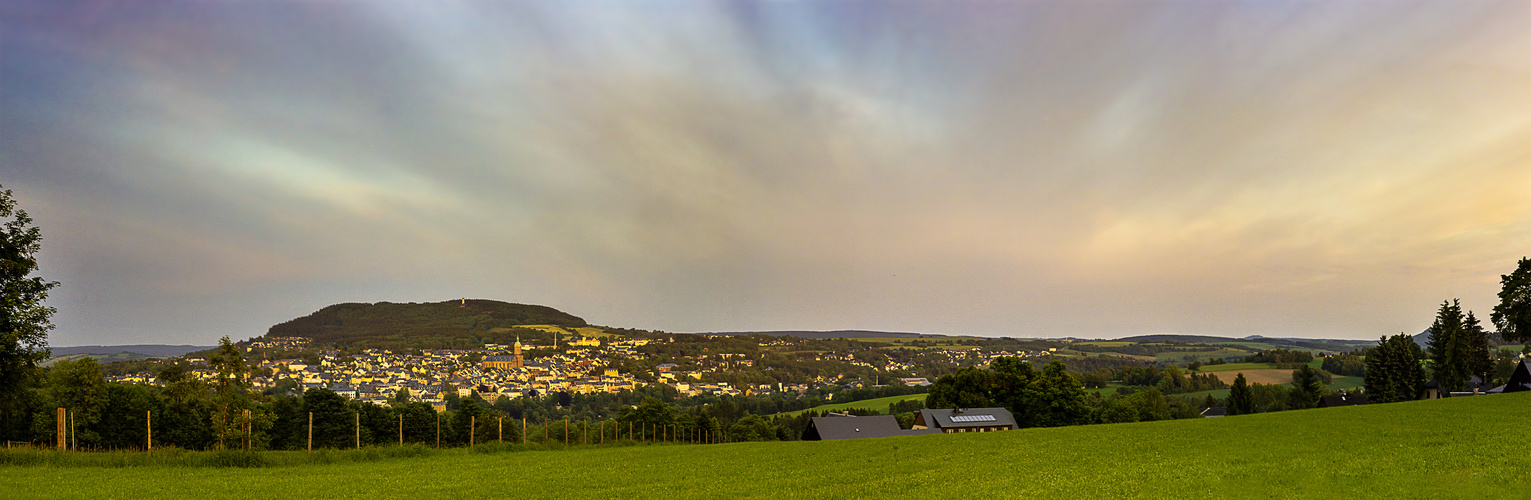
[949,414,996,422]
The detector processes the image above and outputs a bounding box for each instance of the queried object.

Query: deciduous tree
[0,185,59,441]
[1493,257,1531,343]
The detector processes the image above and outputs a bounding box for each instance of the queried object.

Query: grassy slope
[7,394,1529,499]
[774,393,929,417]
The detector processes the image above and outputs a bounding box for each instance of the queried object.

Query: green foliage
[0,184,59,442]
[1365,334,1427,403]
[1321,354,1366,377]
[1493,257,1531,343]
[264,300,587,350]
[1242,349,1314,369]
[1227,374,1253,416]
[1426,300,1493,392]
[1287,366,1324,410]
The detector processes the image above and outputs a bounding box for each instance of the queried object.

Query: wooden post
[583,419,587,445]
[470,416,475,447]
[522,417,526,445]
[498,417,503,443]
[356,411,360,449]
[600,420,604,444]
[629,421,633,440]
[398,414,403,446]
[146,410,152,451]
[308,412,313,452]
[564,418,568,444]
[56,407,64,450]
[70,410,75,451]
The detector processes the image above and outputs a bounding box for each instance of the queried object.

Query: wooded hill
[263,300,588,350]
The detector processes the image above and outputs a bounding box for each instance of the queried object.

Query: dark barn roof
[1318,393,1368,408]
[802,415,916,440]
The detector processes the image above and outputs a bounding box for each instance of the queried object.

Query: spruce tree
[1366,334,1427,403]
[1463,311,1494,387]
[1228,373,1253,415]
[1427,300,1468,392]
[1288,365,1324,409]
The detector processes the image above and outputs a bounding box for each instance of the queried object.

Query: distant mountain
[689,330,946,339]
[43,344,214,367]
[49,345,214,357]
[263,299,587,349]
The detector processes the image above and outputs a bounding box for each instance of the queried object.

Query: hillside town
[104,333,1055,411]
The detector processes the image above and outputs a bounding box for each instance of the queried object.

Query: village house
[912,408,1018,433]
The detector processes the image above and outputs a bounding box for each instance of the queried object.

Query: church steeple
[513,336,523,368]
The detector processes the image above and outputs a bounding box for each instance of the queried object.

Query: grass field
[5,394,1528,498]
[1197,362,1276,372]
[774,393,928,417]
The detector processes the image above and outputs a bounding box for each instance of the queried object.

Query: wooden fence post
[308,412,313,452]
[146,410,152,451]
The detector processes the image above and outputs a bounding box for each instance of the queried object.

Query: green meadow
[5,393,1528,499]
[774,393,929,417]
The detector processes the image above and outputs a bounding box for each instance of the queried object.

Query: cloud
[4,1,1531,344]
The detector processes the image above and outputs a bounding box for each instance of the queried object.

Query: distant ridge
[264,299,587,349]
[49,345,213,357]
[687,330,946,339]
[1114,334,1245,343]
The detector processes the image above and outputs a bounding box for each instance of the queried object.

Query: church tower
[513,336,524,368]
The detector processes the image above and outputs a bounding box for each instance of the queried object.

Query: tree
[208,336,259,449]
[31,358,107,446]
[727,414,778,442]
[1493,257,1531,343]
[1365,334,1427,403]
[1288,365,1324,410]
[1427,300,1470,392]
[0,185,59,441]
[1020,360,1088,427]
[1227,374,1253,415]
[925,366,997,410]
[1463,311,1494,386]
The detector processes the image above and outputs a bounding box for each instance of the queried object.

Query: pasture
[5,394,1528,499]
[773,393,929,417]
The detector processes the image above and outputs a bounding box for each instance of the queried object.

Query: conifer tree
[1427,300,1469,392]
[1365,334,1427,403]
[1227,373,1253,415]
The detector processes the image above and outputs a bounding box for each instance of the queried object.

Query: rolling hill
[263,299,588,349]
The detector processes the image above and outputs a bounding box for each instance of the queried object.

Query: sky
[4,1,1531,347]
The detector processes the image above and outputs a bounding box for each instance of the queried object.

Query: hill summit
[264,299,587,349]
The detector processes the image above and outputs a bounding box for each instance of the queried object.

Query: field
[1210,369,1295,385]
[1197,362,1275,372]
[774,393,928,417]
[5,394,1529,498]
